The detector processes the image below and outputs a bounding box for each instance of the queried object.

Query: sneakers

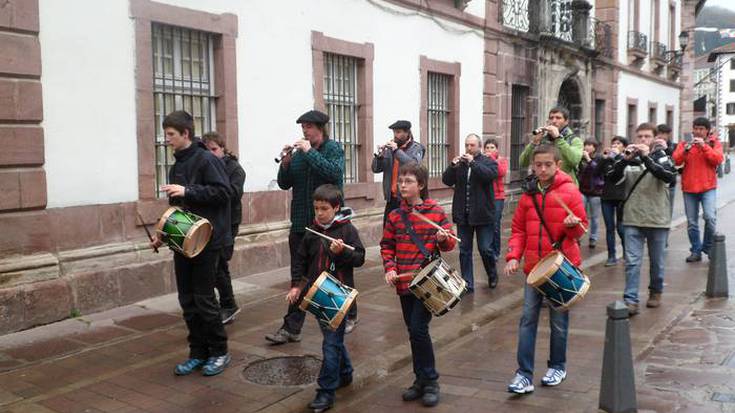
[221,306,241,324]
[345,318,358,335]
[626,302,640,316]
[647,292,662,308]
[202,354,231,376]
[541,368,566,386]
[604,258,618,267]
[265,328,302,344]
[507,373,534,394]
[685,253,702,263]
[402,380,424,401]
[421,381,440,407]
[174,358,205,376]
[588,239,597,249]
[308,391,334,412]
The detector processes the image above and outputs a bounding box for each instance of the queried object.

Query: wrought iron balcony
[589,18,613,58]
[651,41,667,62]
[628,31,648,57]
[670,53,683,69]
[500,0,531,33]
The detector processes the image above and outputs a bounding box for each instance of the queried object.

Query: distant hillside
[695,6,735,56]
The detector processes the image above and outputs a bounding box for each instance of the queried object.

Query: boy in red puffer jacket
[504,144,588,395]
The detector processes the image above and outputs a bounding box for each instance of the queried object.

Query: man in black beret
[371,120,425,224]
[266,109,346,344]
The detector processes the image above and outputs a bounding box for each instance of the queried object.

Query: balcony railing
[670,53,683,69]
[590,18,614,58]
[500,0,531,33]
[628,30,648,55]
[651,41,667,62]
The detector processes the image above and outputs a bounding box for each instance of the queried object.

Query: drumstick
[410,211,462,243]
[305,227,356,251]
[551,193,588,233]
[136,211,159,253]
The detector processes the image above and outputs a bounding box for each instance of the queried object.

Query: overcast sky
[704,0,735,11]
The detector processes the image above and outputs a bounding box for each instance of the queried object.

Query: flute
[305,227,356,251]
[550,193,588,233]
[410,211,462,243]
[274,146,296,163]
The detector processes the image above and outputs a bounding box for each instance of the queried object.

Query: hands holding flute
[276,138,313,165]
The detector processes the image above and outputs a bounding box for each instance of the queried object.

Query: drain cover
[243,356,321,386]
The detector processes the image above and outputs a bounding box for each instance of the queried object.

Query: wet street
[0,172,734,413]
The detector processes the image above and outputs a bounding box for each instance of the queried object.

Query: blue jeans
[317,319,353,397]
[601,200,625,260]
[668,186,676,220]
[583,195,601,242]
[400,294,438,382]
[492,199,505,258]
[623,226,668,304]
[683,190,717,255]
[457,224,497,290]
[516,284,569,380]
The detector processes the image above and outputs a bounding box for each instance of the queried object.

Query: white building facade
[710,49,735,142]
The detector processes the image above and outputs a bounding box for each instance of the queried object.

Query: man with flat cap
[372,120,426,224]
[266,109,345,345]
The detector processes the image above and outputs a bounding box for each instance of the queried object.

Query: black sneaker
[308,392,334,412]
[221,306,241,324]
[402,381,424,401]
[421,381,440,407]
[685,253,702,263]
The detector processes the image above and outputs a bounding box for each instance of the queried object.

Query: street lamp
[663,30,689,62]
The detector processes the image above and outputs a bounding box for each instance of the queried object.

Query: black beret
[389,120,411,130]
[296,110,329,125]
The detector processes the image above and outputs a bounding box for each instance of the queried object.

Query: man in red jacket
[504,144,587,394]
[672,117,724,263]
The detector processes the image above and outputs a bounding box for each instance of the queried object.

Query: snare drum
[299,272,358,331]
[527,251,590,310]
[409,258,466,316]
[155,207,212,258]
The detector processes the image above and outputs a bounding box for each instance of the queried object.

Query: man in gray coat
[371,120,425,224]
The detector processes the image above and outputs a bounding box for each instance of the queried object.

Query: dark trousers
[174,248,228,359]
[400,294,438,382]
[214,243,236,309]
[601,200,625,260]
[317,319,353,397]
[281,232,358,334]
[457,224,497,290]
[383,196,401,226]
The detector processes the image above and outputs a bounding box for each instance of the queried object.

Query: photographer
[672,117,724,263]
[607,123,676,316]
[519,106,583,185]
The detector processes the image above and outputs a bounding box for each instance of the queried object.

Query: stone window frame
[648,101,658,125]
[311,31,375,194]
[130,0,238,219]
[627,97,639,139]
[419,56,461,188]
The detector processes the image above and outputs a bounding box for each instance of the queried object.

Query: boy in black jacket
[150,111,232,377]
[285,184,365,412]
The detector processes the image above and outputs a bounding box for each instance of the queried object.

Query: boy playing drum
[380,163,457,407]
[285,184,365,412]
[504,144,588,394]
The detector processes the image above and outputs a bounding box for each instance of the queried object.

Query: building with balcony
[708,43,735,146]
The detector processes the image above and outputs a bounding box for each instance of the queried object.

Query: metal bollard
[706,233,729,298]
[599,301,637,413]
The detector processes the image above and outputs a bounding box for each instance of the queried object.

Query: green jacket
[519,127,583,185]
[277,139,344,233]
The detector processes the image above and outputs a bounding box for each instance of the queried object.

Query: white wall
[618,0,681,69]
[617,71,681,137]
[716,54,735,137]
[40,0,138,208]
[39,0,485,205]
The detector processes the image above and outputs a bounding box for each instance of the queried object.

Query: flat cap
[389,120,412,130]
[296,110,329,125]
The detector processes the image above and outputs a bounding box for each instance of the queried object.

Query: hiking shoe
[345,318,358,335]
[647,292,662,308]
[541,368,566,386]
[507,373,534,394]
[265,328,301,344]
[627,302,639,316]
[402,380,424,401]
[604,258,618,267]
[221,306,241,324]
[174,358,205,376]
[202,354,231,376]
[685,253,702,263]
[421,381,440,407]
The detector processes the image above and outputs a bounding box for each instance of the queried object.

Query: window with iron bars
[510,85,529,172]
[152,23,216,198]
[324,53,359,184]
[427,72,451,177]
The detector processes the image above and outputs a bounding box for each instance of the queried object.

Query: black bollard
[599,301,637,413]
[706,233,729,298]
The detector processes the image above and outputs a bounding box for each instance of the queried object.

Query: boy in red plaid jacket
[380,163,456,407]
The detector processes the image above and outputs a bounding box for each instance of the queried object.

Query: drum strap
[399,210,436,263]
[531,194,565,250]
[621,169,649,207]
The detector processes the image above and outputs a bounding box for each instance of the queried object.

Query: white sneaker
[507,373,534,394]
[541,368,566,386]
